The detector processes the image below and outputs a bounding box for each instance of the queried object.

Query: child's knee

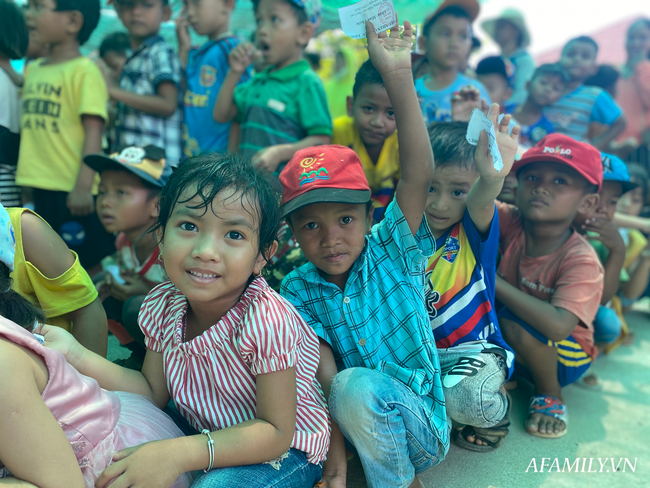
[593,306,622,343]
[443,353,508,428]
[329,368,380,428]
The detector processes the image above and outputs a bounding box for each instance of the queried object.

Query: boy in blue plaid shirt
[280,21,444,488]
[107,0,183,166]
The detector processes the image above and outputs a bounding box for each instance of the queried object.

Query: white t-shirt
[0,67,21,134]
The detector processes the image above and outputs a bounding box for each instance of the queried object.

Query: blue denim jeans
[329,368,447,488]
[189,449,322,488]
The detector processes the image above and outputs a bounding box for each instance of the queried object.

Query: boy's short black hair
[562,35,599,56]
[0,0,28,60]
[99,32,131,59]
[252,0,308,24]
[54,0,101,45]
[584,65,619,91]
[423,6,472,37]
[531,63,570,84]
[476,56,509,82]
[428,122,475,170]
[154,153,281,263]
[114,0,169,6]
[352,59,384,98]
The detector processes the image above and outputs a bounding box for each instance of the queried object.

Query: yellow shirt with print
[17,57,108,192]
[332,116,400,219]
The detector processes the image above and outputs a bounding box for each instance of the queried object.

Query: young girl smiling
[43,154,330,488]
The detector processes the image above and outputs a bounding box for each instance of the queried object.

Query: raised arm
[467,105,520,236]
[213,43,258,123]
[366,19,433,235]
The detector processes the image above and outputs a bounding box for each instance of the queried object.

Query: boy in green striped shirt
[214,0,331,173]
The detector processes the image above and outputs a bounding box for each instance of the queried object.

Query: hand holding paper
[365,16,412,77]
[339,0,396,39]
[467,105,520,176]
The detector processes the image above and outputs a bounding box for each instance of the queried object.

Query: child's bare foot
[526,395,568,438]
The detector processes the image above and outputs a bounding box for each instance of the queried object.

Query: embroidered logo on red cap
[298,153,330,186]
[542,145,572,158]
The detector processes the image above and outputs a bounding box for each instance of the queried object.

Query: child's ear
[505,86,513,101]
[253,240,279,276]
[417,35,427,52]
[346,96,354,117]
[297,22,315,47]
[66,10,84,40]
[578,192,600,216]
[162,4,172,22]
[150,197,160,219]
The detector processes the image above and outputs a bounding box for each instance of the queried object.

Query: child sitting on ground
[495,134,604,439]
[6,202,108,356]
[17,0,115,270]
[424,119,519,453]
[508,64,569,150]
[416,1,491,123]
[214,0,331,173]
[87,145,171,368]
[43,153,331,487]
[545,36,626,149]
[332,59,400,222]
[617,164,650,309]
[573,154,635,350]
[281,21,447,488]
[0,204,190,488]
[176,0,251,157]
[476,56,515,107]
[110,0,183,166]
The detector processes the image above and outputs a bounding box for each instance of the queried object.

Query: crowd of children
[1,0,650,486]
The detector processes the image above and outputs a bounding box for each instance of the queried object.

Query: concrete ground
[108,312,650,488]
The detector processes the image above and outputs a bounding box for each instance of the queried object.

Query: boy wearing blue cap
[573,153,637,386]
[214,0,331,173]
[85,146,171,366]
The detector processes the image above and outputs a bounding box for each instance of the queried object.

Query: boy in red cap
[280,20,510,487]
[495,133,604,439]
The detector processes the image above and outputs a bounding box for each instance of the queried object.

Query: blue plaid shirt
[115,35,183,166]
[281,200,449,447]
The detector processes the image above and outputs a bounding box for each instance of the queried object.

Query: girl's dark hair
[0,263,46,331]
[154,153,281,263]
[0,0,29,60]
[627,163,649,204]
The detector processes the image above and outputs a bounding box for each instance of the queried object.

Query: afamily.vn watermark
[526,458,638,473]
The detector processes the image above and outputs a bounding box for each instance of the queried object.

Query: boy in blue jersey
[416,1,491,123]
[544,36,626,149]
[176,0,251,157]
[424,118,519,452]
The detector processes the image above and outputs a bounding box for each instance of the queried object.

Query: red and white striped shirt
[139,278,331,464]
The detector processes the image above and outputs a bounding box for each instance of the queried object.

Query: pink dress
[0,317,192,487]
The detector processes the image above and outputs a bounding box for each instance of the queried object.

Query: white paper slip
[465,109,504,172]
[339,0,396,39]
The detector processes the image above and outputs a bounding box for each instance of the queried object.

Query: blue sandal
[527,395,568,438]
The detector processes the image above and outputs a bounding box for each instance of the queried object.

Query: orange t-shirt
[496,203,604,358]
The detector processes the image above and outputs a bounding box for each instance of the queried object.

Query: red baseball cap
[512,134,603,191]
[280,145,371,218]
